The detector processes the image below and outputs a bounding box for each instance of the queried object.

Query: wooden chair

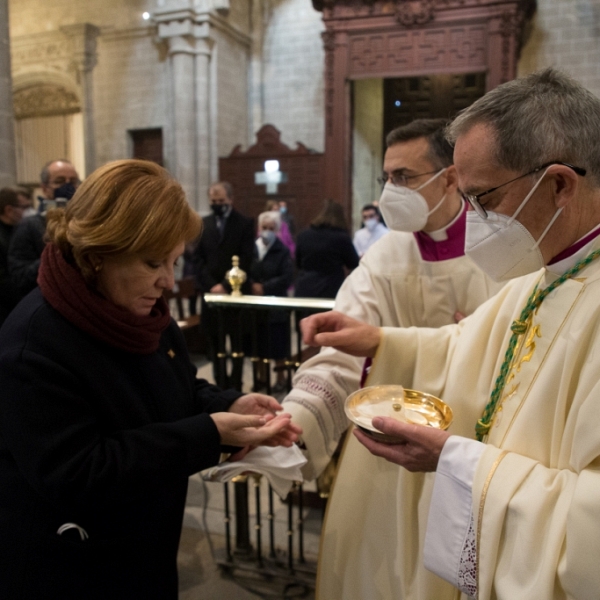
[164,277,206,353]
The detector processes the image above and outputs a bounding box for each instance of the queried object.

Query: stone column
[62,23,100,178]
[249,0,267,140]
[195,25,214,214]
[0,0,16,187]
[157,11,199,210]
[170,35,197,209]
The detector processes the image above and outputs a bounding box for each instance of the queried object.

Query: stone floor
[177,354,320,599]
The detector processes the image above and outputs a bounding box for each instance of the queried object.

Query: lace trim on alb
[457,511,477,598]
[290,373,349,444]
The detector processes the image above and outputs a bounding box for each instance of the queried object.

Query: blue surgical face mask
[364,217,378,232]
[260,230,277,246]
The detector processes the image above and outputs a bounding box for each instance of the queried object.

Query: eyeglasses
[460,161,587,219]
[377,170,439,189]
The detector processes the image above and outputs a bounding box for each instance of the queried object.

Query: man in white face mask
[352,204,389,257]
[300,68,600,600]
[282,119,504,600]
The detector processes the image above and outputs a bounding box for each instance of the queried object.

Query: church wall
[93,31,169,169]
[226,0,252,36]
[261,0,325,152]
[519,0,600,96]
[11,0,600,216]
[8,0,151,36]
[352,79,383,233]
[213,27,250,163]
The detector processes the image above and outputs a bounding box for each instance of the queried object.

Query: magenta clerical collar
[413,202,467,262]
[548,224,600,265]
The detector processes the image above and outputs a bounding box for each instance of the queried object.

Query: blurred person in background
[0,187,32,327]
[250,210,294,392]
[294,199,359,300]
[265,199,295,258]
[278,199,295,236]
[8,159,80,301]
[352,203,389,257]
[193,181,254,385]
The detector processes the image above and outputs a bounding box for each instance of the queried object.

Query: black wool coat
[294,225,359,299]
[250,237,294,298]
[193,209,255,294]
[7,213,46,302]
[0,289,242,599]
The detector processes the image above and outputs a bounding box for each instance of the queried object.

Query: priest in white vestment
[282,119,503,597]
[301,68,600,600]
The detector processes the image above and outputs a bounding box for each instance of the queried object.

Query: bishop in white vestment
[301,69,600,600]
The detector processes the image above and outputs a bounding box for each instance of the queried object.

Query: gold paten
[345,385,453,444]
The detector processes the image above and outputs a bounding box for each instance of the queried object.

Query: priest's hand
[300,310,381,357]
[353,417,450,472]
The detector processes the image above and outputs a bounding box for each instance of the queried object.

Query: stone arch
[12,70,82,119]
[11,69,85,185]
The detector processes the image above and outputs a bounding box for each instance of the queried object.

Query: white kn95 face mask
[464,167,562,281]
[378,169,446,232]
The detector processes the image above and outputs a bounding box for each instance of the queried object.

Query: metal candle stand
[204,293,335,590]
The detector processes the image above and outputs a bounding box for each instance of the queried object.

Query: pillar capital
[155,10,215,56]
[60,23,100,73]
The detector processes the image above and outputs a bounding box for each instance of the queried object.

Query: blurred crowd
[0,161,384,393]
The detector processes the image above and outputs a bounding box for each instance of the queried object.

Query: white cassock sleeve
[424,436,485,598]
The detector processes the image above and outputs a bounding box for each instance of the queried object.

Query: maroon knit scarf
[38,244,171,354]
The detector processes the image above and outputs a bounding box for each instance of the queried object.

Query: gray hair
[446,68,600,186]
[40,159,72,185]
[208,181,233,199]
[258,210,281,231]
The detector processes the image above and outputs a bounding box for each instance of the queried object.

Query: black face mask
[53,182,77,201]
[211,204,227,217]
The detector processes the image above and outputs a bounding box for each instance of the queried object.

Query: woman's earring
[94,263,102,273]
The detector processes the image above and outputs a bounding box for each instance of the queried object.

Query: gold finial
[226,255,247,297]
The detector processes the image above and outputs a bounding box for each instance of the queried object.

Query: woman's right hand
[210,412,299,448]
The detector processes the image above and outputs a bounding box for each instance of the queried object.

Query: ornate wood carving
[349,26,487,76]
[313,0,537,212]
[13,84,81,119]
[219,125,325,233]
[396,0,436,27]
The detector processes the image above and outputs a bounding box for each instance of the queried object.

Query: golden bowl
[345,385,453,444]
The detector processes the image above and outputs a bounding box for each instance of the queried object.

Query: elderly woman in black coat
[0,160,300,599]
[250,210,294,392]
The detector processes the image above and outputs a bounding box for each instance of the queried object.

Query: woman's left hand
[229,393,283,417]
[228,394,303,447]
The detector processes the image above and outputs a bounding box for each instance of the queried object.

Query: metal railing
[203,293,335,590]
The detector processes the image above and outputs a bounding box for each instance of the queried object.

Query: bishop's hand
[300,310,381,357]
[353,417,450,472]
